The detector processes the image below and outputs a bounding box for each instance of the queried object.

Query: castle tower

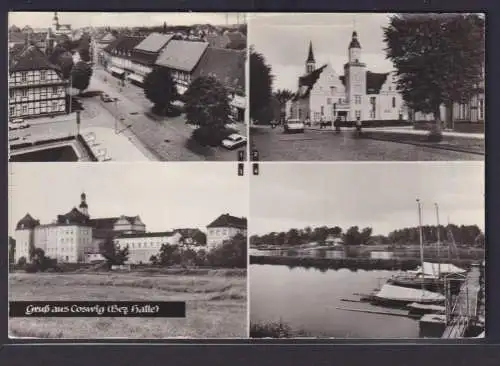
[345,31,367,121]
[305,41,316,74]
[79,192,89,217]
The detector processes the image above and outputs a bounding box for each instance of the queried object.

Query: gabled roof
[174,228,206,239]
[89,216,138,230]
[193,47,245,93]
[155,40,209,72]
[134,33,173,53]
[16,213,40,230]
[9,32,26,44]
[366,71,389,94]
[100,33,116,43]
[207,214,247,229]
[57,207,90,225]
[103,35,145,54]
[9,45,59,73]
[293,64,327,100]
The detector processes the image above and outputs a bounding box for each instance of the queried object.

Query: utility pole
[435,203,441,278]
[417,198,425,292]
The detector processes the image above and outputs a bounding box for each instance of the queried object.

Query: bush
[17,257,27,267]
[191,126,238,147]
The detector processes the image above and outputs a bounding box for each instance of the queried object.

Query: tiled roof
[89,216,137,230]
[103,35,145,54]
[134,33,173,53]
[100,33,116,43]
[293,64,327,100]
[155,40,208,72]
[9,45,59,73]
[9,32,26,44]
[174,228,205,238]
[207,214,247,229]
[193,47,245,94]
[16,213,40,230]
[116,231,178,238]
[9,43,26,60]
[57,208,90,225]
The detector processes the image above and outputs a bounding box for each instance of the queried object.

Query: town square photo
[8,12,247,162]
[249,13,485,161]
[8,163,248,338]
[249,163,485,338]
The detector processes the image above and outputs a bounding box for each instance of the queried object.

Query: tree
[208,233,247,268]
[343,226,362,246]
[71,61,93,94]
[163,21,168,34]
[149,255,159,265]
[184,76,231,129]
[158,244,181,266]
[58,51,74,80]
[99,237,129,267]
[9,237,16,264]
[143,67,177,115]
[285,229,300,246]
[383,14,484,137]
[17,256,27,267]
[250,47,274,124]
[360,227,373,245]
[79,47,91,62]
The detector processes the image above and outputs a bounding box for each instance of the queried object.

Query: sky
[250,162,485,236]
[248,13,396,92]
[8,163,248,236]
[8,12,244,29]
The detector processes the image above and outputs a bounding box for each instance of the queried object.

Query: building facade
[103,35,145,80]
[9,45,68,119]
[206,214,247,251]
[115,231,183,264]
[288,32,406,123]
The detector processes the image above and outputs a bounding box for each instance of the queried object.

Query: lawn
[9,270,247,339]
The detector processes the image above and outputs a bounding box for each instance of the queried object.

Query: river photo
[250,264,419,338]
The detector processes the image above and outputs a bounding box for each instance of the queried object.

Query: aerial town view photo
[249,163,485,338]
[249,13,484,161]
[8,12,247,162]
[8,163,248,338]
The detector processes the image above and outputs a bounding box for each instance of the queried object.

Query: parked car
[18,122,30,129]
[101,93,114,102]
[10,118,24,124]
[221,134,247,150]
[284,119,305,133]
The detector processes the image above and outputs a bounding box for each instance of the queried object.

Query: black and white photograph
[8,12,247,162]
[249,163,485,338]
[249,13,485,161]
[8,163,248,338]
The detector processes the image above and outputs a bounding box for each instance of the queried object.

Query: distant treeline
[250,224,484,248]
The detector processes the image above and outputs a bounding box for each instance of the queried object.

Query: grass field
[9,270,247,339]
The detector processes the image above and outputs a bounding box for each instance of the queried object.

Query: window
[40,71,46,81]
[392,97,396,108]
[21,72,27,83]
[370,111,376,119]
[330,86,335,95]
[52,101,58,111]
[52,86,58,94]
[22,89,28,97]
[327,98,332,105]
[9,106,15,116]
[321,106,324,115]
[370,96,376,105]
[355,95,362,104]
[9,89,14,98]
[22,105,28,114]
[479,99,484,120]
[355,110,361,119]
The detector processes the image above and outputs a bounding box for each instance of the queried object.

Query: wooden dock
[441,266,481,338]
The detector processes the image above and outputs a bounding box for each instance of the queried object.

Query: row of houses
[13,193,248,265]
[96,32,246,121]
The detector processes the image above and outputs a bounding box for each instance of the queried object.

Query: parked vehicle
[10,118,24,124]
[221,134,247,150]
[284,119,305,133]
[101,93,114,102]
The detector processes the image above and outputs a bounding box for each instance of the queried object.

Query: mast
[417,199,425,292]
[435,203,441,278]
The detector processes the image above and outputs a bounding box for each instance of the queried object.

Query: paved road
[250,126,483,161]
[90,68,245,161]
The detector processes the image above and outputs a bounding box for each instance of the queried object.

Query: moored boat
[365,283,445,307]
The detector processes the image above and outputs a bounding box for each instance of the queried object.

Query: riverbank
[250,255,478,271]
[9,271,247,338]
[250,320,311,338]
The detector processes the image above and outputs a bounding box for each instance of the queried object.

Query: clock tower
[344,31,366,121]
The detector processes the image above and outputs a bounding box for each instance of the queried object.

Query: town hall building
[287,31,407,123]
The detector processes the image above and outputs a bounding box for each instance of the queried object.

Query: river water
[250,263,420,338]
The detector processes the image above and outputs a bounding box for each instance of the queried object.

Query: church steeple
[52,12,59,30]
[305,41,316,74]
[348,31,362,64]
[349,31,361,49]
[79,192,89,217]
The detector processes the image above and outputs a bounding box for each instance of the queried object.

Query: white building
[206,214,247,251]
[115,231,183,264]
[14,204,93,264]
[288,32,406,123]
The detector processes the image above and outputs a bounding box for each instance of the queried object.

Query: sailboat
[388,203,465,294]
[367,199,446,308]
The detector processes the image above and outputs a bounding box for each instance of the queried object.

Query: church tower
[305,41,316,74]
[79,192,89,217]
[345,30,367,121]
[52,12,59,32]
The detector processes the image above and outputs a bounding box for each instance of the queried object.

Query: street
[250,126,483,161]
[87,68,246,161]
